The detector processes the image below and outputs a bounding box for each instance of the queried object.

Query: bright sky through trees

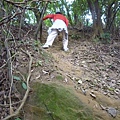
[66,0,74,3]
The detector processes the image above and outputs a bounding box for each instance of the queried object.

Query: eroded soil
[29,29,120,120]
[0,27,120,119]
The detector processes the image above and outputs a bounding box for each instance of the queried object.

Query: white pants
[44,29,68,51]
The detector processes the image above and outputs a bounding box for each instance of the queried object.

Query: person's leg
[42,29,58,48]
[62,31,69,51]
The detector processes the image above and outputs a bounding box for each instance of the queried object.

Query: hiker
[42,12,69,51]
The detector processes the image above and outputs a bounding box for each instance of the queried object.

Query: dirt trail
[1,26,120,119]
[42,37,120,120]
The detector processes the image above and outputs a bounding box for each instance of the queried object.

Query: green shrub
[100,32,111,44]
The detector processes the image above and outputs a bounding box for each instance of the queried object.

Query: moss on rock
[28,83,95,120]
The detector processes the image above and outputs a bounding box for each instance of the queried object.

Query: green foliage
[71,34,80,40]
[56,75,64,81]
[100,32,110,39]
[43,19,52,27]
[108,87,115,91]
[35,60,43,67]
[92,37,100,43]
[0,0,119,43]
[13,76,21,81]
[25,10,37,24]
[1,0,119,30]
[100,32,111,44]
[34,40,40,47]
[41,50,52,60]
[115,9,120,26]
[14,118,21,120]
[32,40,41,51]
[22,82,27,90]
[13,75,27,90]
[93,32,111,44]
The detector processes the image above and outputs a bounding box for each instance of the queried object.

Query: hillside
[0,26,120,120]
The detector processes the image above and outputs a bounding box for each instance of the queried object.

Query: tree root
[3,49,33,120]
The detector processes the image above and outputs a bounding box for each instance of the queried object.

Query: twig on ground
[0,52,18,69]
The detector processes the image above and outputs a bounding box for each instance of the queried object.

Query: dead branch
[4,0,27,4]
[4,38,14,115]
[1,0,58,27]
[33,0,59,2]
[0,52,18,69]
[3,49,33,120]
[35,1,49,40]
[18,1,27,39]
[0,100,22,107]
[3,0,26,8]
[0,12,22,26]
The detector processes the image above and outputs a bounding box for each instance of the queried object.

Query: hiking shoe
[64,48,69,52]
[42,44,49,49]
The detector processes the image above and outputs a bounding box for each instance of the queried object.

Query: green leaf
[22,82,27,90]
[38,60,42,66]
[13,76,21,81]
[35,60,42,66]
[108,87,115,91]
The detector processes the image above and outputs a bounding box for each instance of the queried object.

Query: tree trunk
[105,1,119,31]
[34,2,48,41]
[105,1,115,31]
[87,0,103,37]
[61,0,73,25]
[31,2,42,24]
[94,0,103,35]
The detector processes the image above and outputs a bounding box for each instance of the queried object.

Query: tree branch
[3,49,33,120]
[0,12,22,26]
[34,1,49,40]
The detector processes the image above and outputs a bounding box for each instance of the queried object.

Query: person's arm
[65,18,69,26]
[43,14,54,21]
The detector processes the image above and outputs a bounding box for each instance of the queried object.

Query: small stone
[78,80,82,84]
[116,80,120,85]
[90,92,96,99]
[107,107,117,118]
[42,70,49,74]
[99,104,106,110]
[36,74,41,79]
[114,89,120,95]
[114,95,119,99]
[82,61,86,64]
[103,92,108,95]
[64,78,68,83]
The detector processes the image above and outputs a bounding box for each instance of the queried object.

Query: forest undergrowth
[0,25,120,120]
